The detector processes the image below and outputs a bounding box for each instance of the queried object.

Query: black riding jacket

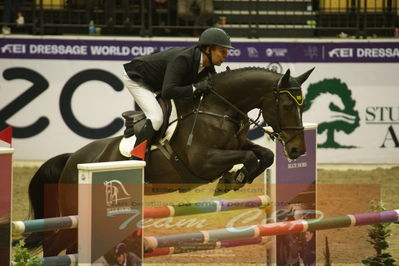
[123,45,215,99]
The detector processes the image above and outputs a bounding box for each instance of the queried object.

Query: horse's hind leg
[67,242,78,254]
[43,229,77,257]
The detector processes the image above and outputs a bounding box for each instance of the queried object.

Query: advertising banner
[1,36,398,163]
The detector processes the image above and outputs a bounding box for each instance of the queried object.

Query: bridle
[271,85,305,145]
[206,79,305,145]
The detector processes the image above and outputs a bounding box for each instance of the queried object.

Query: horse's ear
[278,69,291,88]
[295,67,315,85]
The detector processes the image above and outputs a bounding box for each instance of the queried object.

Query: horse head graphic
[104,180,131,206]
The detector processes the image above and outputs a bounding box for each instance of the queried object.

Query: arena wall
[1,36,398,163]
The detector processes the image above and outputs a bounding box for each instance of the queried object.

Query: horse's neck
[212,70,277,113]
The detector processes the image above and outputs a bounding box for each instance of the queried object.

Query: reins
[172,71,305,146]
[208,88,279,140]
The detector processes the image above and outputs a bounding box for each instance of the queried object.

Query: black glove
[193,78,211,97]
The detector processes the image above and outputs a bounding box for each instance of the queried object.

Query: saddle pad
[119,100,178,158]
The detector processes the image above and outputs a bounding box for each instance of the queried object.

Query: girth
[157,141,214,184]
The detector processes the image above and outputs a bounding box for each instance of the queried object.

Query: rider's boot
[130,119,156,161]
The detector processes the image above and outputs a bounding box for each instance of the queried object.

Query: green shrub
[12,240,41,266]
[361,201,397,266]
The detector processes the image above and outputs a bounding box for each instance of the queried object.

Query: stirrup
[122,110,146,138]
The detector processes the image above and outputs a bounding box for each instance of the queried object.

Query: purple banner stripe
[219,196,263,211]
[353,210,399,226]
[1,38,399,62]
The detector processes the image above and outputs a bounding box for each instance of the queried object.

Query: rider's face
[116,253,126,264]
[210,46,228,66]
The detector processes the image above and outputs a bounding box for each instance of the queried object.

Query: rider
[122,27,234,160]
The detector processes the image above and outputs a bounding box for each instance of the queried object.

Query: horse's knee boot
[233,167,249,184]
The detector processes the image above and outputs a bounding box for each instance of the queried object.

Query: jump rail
[36,254,78,265]
[144,237,264,258]
[144,209,399,250]
[12,195,270,234]
[12,215,78,234]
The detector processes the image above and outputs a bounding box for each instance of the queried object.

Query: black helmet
[198,27,234,49]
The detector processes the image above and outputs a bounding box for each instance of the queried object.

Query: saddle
[121,97,207,184]
[122,96,172,144]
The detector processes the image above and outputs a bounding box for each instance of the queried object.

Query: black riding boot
[130,119,156,161]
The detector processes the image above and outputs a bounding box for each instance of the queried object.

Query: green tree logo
[304,79,360,148]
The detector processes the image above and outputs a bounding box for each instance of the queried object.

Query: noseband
[272,86,304,145]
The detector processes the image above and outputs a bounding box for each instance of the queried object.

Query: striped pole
[145,237,263,258]
[12,196,268,234]
[145,209,399,250]
[12,215,78,234]
[144,195,269,218]
[36,254,78,265]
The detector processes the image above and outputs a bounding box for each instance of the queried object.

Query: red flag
[0,126,12,145]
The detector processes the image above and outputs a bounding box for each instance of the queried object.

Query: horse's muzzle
[287,146,305,160]
[279,129,306,159]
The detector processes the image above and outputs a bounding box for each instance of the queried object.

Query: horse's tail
[19,153,71,251]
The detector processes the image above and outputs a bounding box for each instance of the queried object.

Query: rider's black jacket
[123,45,215,99]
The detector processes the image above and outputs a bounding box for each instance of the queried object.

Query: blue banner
[1,37,399,62]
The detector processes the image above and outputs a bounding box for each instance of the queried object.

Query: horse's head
[261,68,314,159]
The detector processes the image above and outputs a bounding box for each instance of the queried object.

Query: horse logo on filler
[104,180,131,207]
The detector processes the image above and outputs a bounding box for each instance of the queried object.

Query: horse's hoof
[214,173,233,196]
[213,183,232,196]
[214,171,247,196]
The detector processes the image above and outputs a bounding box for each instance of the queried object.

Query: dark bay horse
[24,67,314,257]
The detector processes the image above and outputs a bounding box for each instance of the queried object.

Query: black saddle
[122,97,172,143]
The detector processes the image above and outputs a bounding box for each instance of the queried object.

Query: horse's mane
[212,66,280,80]
[212,67,303,89]
[218,66,278,76]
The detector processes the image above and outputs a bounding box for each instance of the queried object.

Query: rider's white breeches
[122,72,163,131]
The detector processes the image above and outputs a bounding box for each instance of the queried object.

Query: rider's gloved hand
[193,78,211,98]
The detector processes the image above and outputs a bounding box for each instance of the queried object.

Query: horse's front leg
[203,148,259,178]
[242,139,275,183]
[198,148,259,194]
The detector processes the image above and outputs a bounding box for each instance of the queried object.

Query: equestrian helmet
[198,27,234,49]
[115,243,128,255]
